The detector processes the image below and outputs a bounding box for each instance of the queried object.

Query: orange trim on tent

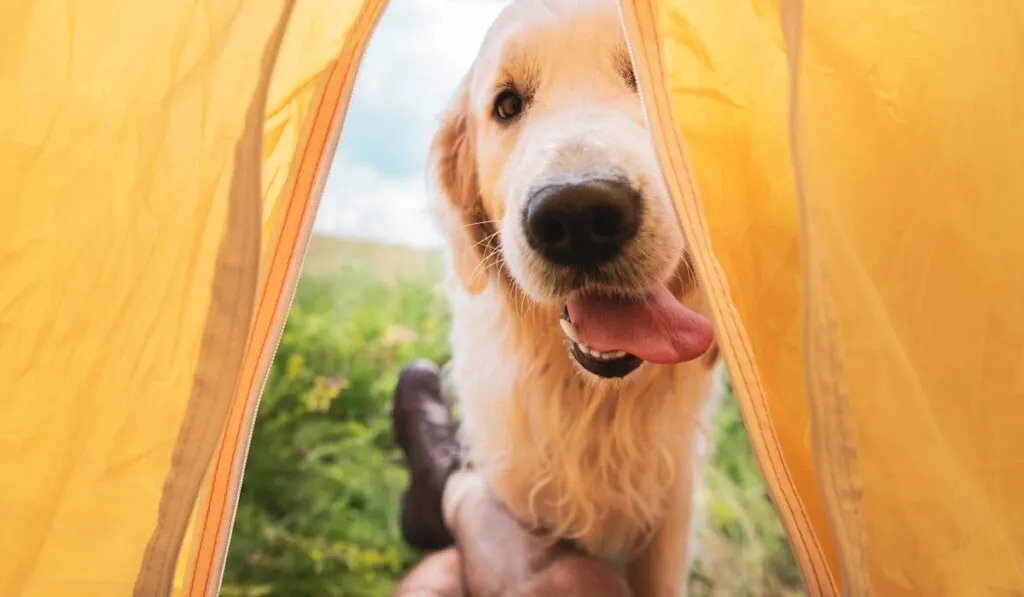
[183,2,389,594]
[619,0,840,594]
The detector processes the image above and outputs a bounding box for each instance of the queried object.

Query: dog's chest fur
[445,282,716,559]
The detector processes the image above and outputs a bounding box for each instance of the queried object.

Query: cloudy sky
[313,0,511,249]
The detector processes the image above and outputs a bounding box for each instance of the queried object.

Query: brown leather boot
[391,359,461,551]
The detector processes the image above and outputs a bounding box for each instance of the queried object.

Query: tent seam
[622,0,837,594]
[184,1,389,594]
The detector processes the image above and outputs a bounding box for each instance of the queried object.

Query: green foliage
[222,264,449,597]
[691,384,805,596]
[223,259,804,597]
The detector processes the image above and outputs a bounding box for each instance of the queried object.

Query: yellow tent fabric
[626,0,1024,595]
[0,0,385,594]
[1,1,1021,597]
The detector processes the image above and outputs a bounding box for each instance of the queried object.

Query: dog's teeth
[573,338,628,362]
[559,318,580,343]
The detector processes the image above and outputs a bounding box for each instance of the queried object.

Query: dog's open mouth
[558,286,716,379]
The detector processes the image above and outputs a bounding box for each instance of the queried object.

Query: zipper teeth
[210,231,309,596]
[616,3,654,145]
[616,4,836,595]
[209,3,386,592]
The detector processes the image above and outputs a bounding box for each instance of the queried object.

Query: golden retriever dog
[428,0,722,595]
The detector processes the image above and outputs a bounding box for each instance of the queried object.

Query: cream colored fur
[428,1,722,595]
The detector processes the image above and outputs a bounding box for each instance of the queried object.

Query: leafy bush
[222,264,449,597]
[693,384,805,597]
[222,260,803,597]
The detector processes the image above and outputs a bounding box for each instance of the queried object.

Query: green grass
[222,238,804,597]
[300,236,444,282]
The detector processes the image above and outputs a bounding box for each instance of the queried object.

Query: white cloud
[315,154,440,249]
[314,0,511,249]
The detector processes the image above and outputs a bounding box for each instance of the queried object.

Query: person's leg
[391,360,465,597]
[442,471,634,597]
[392,360,461,550]
[391,360,633,597]
[389,479,635,597]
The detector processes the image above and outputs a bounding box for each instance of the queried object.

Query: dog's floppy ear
[430,81,491,295]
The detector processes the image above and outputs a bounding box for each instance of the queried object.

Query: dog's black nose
[524,178,642,268]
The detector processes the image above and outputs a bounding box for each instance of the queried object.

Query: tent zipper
[614,2,837,596]
[207,2,390,595]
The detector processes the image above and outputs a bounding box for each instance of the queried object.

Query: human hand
[443,472,634,597]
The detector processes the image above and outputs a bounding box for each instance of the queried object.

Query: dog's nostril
[590,206,622,240]
[523,178,642,268]
[535,217,568,246]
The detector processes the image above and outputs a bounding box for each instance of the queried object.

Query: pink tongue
[566,287,715,365]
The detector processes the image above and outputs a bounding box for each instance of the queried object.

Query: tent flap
[2,0,1022,595]
[0,0,281,594]
[789,0,1024,594]
[627,0,1024,594]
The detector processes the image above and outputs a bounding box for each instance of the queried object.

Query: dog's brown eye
[493,90,524,122]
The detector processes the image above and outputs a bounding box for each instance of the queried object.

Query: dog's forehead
[467,0,626,108]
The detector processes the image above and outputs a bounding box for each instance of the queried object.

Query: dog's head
[430,0,714,380]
